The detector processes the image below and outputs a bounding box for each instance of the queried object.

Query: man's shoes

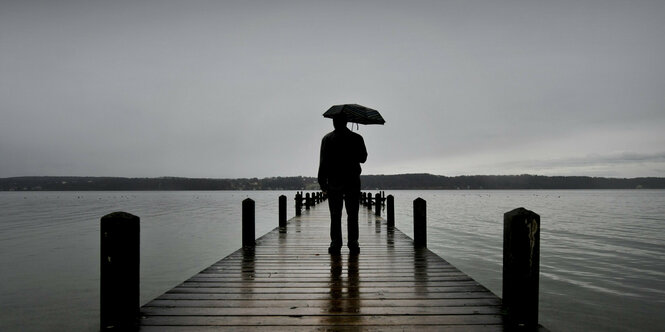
[328,246,341,255]
[349,246,360,255]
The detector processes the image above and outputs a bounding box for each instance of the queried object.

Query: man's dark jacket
[318,127,368,192]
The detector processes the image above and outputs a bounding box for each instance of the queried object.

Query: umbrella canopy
[323,104,385,125]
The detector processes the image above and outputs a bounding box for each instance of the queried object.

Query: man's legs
[327,190,343,253]
[344,188,360,253]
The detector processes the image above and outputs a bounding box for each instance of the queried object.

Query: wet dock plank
[139,204,504,330]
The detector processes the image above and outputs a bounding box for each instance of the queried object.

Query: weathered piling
[387,195,395,228]
[413,198,427,247]
[295,192,302,216]
[375,192,381,216]
[100,212,140,330]
[503,207,541,329]
[279,195,287,228]
[242,198,255,249]
[292,192,325,217]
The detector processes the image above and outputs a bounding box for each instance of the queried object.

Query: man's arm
[358,136,367,164]
[317,137,328,192]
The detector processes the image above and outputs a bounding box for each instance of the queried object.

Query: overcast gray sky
[1,0,664,178]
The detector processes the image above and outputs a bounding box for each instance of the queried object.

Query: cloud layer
[1,1,664,178]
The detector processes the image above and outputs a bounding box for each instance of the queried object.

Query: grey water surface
[0,190,663,331]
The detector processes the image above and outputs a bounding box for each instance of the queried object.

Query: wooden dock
[137,202,507,331]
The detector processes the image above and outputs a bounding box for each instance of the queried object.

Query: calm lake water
[0,190,663,331]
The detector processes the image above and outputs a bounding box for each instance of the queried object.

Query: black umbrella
[323,104,385,125]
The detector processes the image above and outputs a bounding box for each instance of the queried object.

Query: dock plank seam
[139,204,505,330]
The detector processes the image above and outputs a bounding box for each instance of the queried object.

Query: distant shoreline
[2,174,664,191]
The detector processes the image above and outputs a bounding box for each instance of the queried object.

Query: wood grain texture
[139,203,505,330]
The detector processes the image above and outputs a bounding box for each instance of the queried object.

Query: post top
[101,211,139,222]
[504,207,539,219]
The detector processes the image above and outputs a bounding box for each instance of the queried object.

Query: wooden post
[367,193,373,210]
[100,212,139,330]
[503,207,540,329]
[242,198,255,248]
[413,198,426,247]
[305,193,311,210]
[374,192,381,216]
[387,195,395,228]
[295,193,302,216]
[279,195,286,228]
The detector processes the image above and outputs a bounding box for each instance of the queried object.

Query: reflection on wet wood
[140,204,505,330]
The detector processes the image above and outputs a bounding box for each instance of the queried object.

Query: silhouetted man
[318,115,367,255]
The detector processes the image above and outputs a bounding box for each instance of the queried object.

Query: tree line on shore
[1,174,664,191]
